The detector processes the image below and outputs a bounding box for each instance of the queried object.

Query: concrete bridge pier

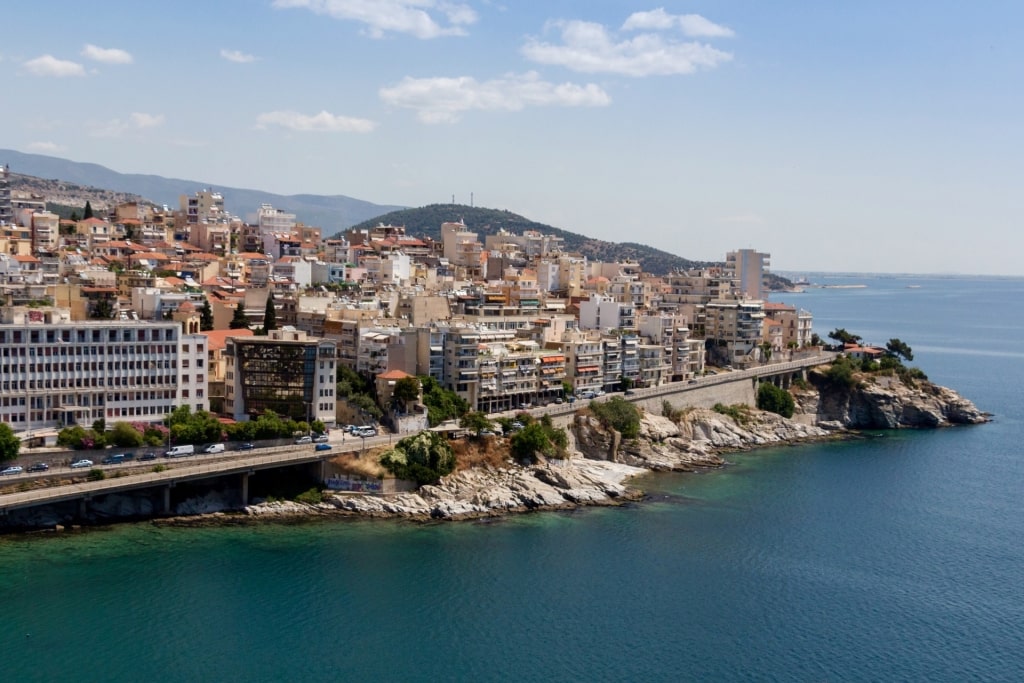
[162,485,172,514]
[240,472,250,507]
[79,497,88,519]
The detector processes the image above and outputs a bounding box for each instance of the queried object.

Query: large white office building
[0,307,205,437]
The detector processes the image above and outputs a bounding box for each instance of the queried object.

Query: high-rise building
[0,164,13,224]
[726,249,771,300]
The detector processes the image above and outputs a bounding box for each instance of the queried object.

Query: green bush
[589,397,640,439]
[757,383,795,418]
[509,418,568,464]
[86,469,106,481]
[295,488,323,505]
[713,403,751,425]
[379,431,456,486]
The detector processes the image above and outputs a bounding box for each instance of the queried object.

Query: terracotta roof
[12,254,41,263]
[377,369,412,380]
[201,328,254,352]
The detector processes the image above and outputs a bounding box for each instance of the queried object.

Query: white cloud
[379,71,611,124]
[81,44,134,64]
[23,55,86,77]
[272,0,477,39]
[26,141,66,153]
[622,9,735,38]
[522,17,733,77]
[255,110,377,133]
[220,48,258,63]
[91,112,165,137]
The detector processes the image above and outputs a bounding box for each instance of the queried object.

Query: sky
[1,0,1022,276]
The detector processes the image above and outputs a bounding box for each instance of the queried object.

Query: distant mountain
[350,204,709,276]
[0,148,403,233]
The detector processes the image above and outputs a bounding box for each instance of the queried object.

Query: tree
[392,376,421,406]
[0,423,20,462]
[589,396,641,439]
[83,201,94,220]
[229,303,249,329]
[886,338,914,362]
[760,341,773,363]
[108,421,145,447]
[757,383,795,418]
[90,296,115,320]
[379,431,456,486]
[263,291,278,332]
[828,328,862,347]
[200,298,215,331]
[459,411,493,436]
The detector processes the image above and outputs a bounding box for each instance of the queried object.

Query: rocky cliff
[572,409,830,471]
[796,371,990,430]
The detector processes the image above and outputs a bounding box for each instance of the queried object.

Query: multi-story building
[180,189,226,225]
[0,308,187,435]
[0,164,12,224]
[725,249,771,300]
[224,328,336,425]
[764,302,814,349]
[705,297,767,367]
[578,293,636,333]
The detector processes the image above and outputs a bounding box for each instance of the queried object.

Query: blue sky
[2,1,1022,276]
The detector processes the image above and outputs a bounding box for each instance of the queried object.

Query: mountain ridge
[1,148,403,232]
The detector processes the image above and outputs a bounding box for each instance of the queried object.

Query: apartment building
[705,297,767,367]
[725,249,771,300]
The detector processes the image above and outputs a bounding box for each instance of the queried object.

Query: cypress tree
[83,201,94,219]
[229,303,249,329]
[200,298,215,331]
[263,291,278,332]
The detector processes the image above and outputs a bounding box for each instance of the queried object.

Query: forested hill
[348,204,708,276]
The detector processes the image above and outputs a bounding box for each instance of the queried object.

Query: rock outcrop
[798,372,990,429]
[573,410,830,471]
[245,459,645,521]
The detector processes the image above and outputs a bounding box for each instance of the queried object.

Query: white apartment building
[179,334,210,413]
[726,249,771,300]
[578,293,636,332]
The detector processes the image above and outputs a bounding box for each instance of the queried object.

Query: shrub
[509,419,568,464]
[757,383,796,418]
[661,400,683,422]
[295,488,323,505]
[86,469,106,481]
[713,403,750,425]
[589,397,640,439]
[152,464,167,473]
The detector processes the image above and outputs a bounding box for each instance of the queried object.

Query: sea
[2,275,1023,682]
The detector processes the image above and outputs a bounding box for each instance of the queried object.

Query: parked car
[27,462,50,472]
[688,379,699,384]
[70,459,94,469]
[624,389,636,396]
[313,434,329,443]
[101,454,126,465]
[554,397,564,404]
[294,435,312,444]
[314,443,333,452]
[236,443,255,451]
[1,465,24,476]
[139,452,159,461]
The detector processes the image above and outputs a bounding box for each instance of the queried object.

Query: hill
[1,148,403,233]
[350,204,709,276]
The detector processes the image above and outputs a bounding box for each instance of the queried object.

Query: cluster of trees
[588,396,641,439]
[337,365,382,421]
[509,414,568,464]
[379,431,456,486]
[421,376,469,427]
[55,408,327,451]
[228,292,279,335]
[58,420,168,450]
[821,334,926,389]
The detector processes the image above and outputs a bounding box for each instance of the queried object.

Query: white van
[165,445,195,458]
[203,443,225,454]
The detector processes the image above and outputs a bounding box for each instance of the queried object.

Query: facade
[224,328,337,425]
[725,249,771,300]
[0,308,185,434]
[705,298,767,367]
[0,164,12,224]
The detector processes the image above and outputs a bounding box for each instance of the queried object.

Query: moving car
[139,452,159,461]
[624,389,636,396]
[102,454,126,465]
[313,434,329,443]
[27,462,50,472]
[203,443,225,454]
[236,443,255,451]
[70,459,94,469]
[314,443,333,452]
[1,465,23,476]
[165,445,195,458]
[294,435,312,444]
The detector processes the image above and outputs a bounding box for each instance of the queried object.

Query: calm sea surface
[2,276,1023,682]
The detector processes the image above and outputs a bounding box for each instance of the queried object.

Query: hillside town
[0,164,815,445]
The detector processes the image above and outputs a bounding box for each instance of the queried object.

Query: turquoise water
[2,276,1023,682]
